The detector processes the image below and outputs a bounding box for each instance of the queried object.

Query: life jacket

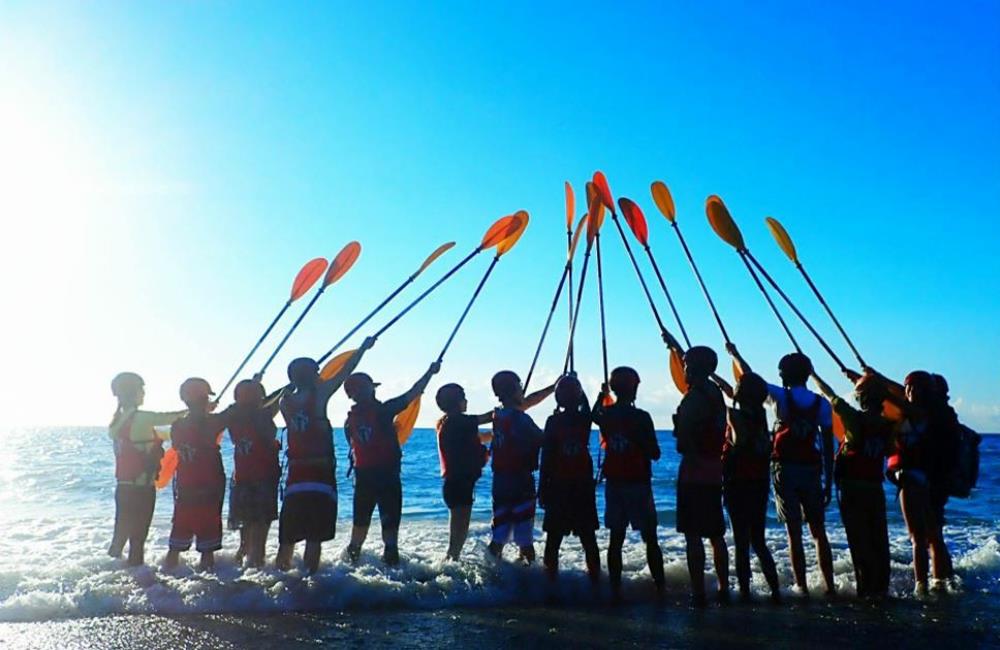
[345,401,401,472]
[170,414,225,494]
[547,411,594,481]
[722,407,771,482]
[281,389,334,485]
[599,405,652,483]
[113,411,164,482]
[772,389,823,464]
[677,384,726,484]
[835,413,892,484]
[436,414,487,479]
[887,418,927,481]
[229,409,280,484]
[491,408,541,475]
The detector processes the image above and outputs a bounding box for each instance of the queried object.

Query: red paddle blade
[564,181,575,230]
[585,183,606,245]
[290,258,329,301]
[705,195,746,251]
[650,181,676,223]
[618,197,649,247]
[324,241,362,286]
[481,214,521,249]
[497,210,529,256]
[592,171,616,215]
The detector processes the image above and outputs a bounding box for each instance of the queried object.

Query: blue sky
[2,1,998,430]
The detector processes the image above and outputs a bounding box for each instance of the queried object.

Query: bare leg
[685,533,707,601]
[642,527,665,593]
[382,525,400,565]
[711,536,731,598]
[608,528,626,601]
[164,549,181,569]
[447,506,472,561]
[750,526,780,597]
[275,542,294,570]
[544,532,564,579]
[786,524,808,594]
[347,525,369,563]
[234,529,247,566]
[808,520,835,595]
[303,541,321,574]
[198,551,215,572]
[579,530,601,583]
[733,524,751,597]
[518,544,536,564]
[900,487,930,591]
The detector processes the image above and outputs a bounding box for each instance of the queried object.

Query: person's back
[172,412,226,493]
[345,398,402,474]
[598,402,659,484]
[228,406,279,486]
[280,385,335,487]
[770,384,828,466]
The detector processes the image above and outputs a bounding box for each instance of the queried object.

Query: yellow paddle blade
[564,181,575,230]
[496,210,529,256]
[592,171,616,215]
[481,214,522,249]
[319,348,357,381]
[764,216,798,264]
[670,347,689,394]
[290,258,329,301]
[650,181,676,223]
[732,359,744,383]
[832,410,846,443]
[705,195,746,251]
[585,185,605,245]
[155,447,178,490]
[324,241,362,286]
[395,395,422,445]
[568,215,586,262]
[416,242,456,276]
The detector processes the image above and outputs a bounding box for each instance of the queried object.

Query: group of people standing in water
[108,336,972,606]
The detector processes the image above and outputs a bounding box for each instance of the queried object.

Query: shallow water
[0,426,997,623]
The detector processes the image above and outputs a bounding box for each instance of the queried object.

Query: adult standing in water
[108,372,186,566]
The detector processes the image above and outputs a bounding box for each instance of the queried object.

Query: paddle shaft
[374,248,480,339]
[643,244,691,348]
[217,300,291,399]
[318,273,416,364]
[796,262,866,368]
[738,251,801,352]
[566,228,575,373]
[670,222,732,345]
[259,286,327,375]
[524,261,571,391]
[437,256,499,363]
[563,246,593,373]
[596,234,610,385]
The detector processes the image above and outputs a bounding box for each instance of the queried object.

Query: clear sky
[2,1,998,430]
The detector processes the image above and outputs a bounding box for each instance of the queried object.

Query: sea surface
[0,426,997,647]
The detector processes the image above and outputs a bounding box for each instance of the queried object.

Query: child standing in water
[434,383,491,561]
[108,372,186,566]
[164,378,227,571]
[593,366,665,602]
[539,374,600,583]
[673,346,730,607]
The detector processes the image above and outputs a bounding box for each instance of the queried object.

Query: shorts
[228,479,278,529]
[542,478,599,536]
[604,481,657,533]
[491,472,536,547]
[772,461,825,526]
[723,479,769,532]
[676,481,726,538]
[279,490,338,543]
[169,497,224,552]
[442,475,478,509]
[353,468,403,530]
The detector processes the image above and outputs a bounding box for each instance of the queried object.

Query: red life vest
[170,414,225,492]
[491,408,541,475]
[835,414,891,483]
[228,409,280,484]
[546,411,593,481]
[600,406,652,483]
[436,414,487,478]
[113,412,164,482]
[345,402,400,471]
[722,408,771,482]
[281,389,334,485]
[887,419,927,478]
[772,391,822,464]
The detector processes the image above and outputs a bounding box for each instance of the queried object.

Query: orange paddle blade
[765,217,798,264]
[618,197,649,247]
[568,215,587,261]
[883,399,904,423]
[705,195,746,251]
[602,393,616,407]
[832,410,846,443]
[481,214,521,249]
[324,241,362,286]
[585,186,605,245]
[592,171,616,215]
[395,395,422,445]
[670,347,689,394]
[732,359,744,383]
[155,447,179,490]
[564,181,575,230]
[416,241,456,276]
[496,210,529,256]
[290,258,329,301]
[650,181,676,223]
[319,348,357,381]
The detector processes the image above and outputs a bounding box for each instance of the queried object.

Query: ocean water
[0,425,997,623]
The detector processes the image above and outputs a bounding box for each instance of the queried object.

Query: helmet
[491,371,522,399]
[931,373,950,399]
[287,357,319,385]
[734,372,768,406]
[344,372,379,400]
[904,370,933,390]
[778,352,813,385]
[435,383,465,412]
[111,372,144,399]
[179,377,214,403]
[683,346,718,376]
[609,367,640,395]
[234,379,265,406]
[554,375,583,408]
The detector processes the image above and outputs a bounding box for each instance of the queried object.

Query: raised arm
[384,361,442,415]
[726,342,753,376]
[523,383,556,410]
[810,373,837,401]
[320,336,376,398]
[474,410,495,425]
[711,373,734,400]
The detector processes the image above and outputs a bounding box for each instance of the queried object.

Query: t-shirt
[437,413,487,479]
[767,384,833,429]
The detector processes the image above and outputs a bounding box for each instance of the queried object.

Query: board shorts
[228,479,278,529]
[353,467,403,530]
[723,479,769,532]
[772,461,825,526]
[279,484,338,544]
[442,475,478,509]
[542,478,599,536]
[604,480,657,533]
[169,488,224,552]
[676,481,726,538]
[491,472,536,547]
